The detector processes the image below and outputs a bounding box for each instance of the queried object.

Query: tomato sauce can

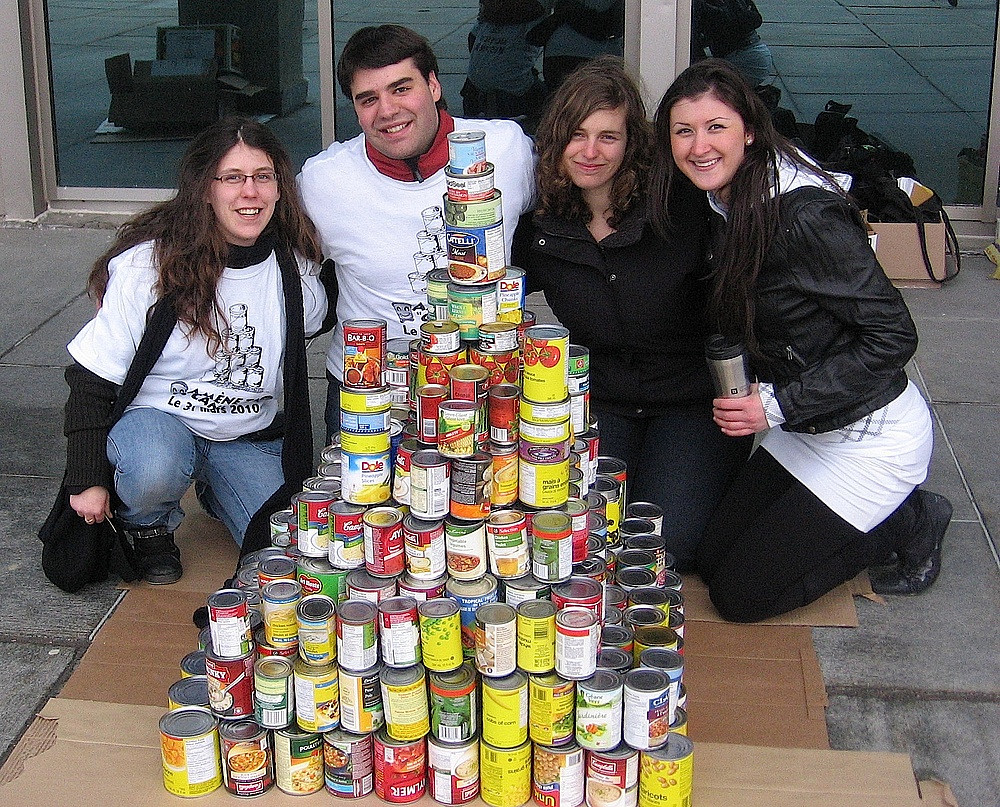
[419,598,465,673]
[254,656,294,729]
[488,383,520,444]
[486,509,530,578]
[343,319,386,389]
[261,579,301,649]
[428,661,478,742]
[576,670,624,751]
[296,593,337,666]
[342,450,392,507]
[324,728,375,798]
[450,362,490,404]
[363,506,405,577]
[293,657,340,732]
[481,670,529,748]
[446,573,499,659]
[219,719,273,797]
[586,743,639,807]
[329,500,366,570]
[471,345,520,391]
[409,448,451,520]
[160,706,222,797]
[402,514,447,580]
[533,510,574,583]
[481,739,532,807]
[637,735,693,807]
[528,672,576,746]
[378,595,422,667]
[522,325,570,403]
[516,599,556,673]
[274,725,324,795]
[338,662,385,734]
[534,742,586,807]
[445,515,489,581]
[419,346,467,390]
[474,601,517,677]
[623,669,672,751]
[450,452,492,520]
[422,320,463,354]
[205,646,256,721]
[429,736,481,804]
[381,663,431,741]
[555,607,600,681]
[337,599,379,671]
[207,588,253,659]
[447,130,488,174]
[374,729,427,803]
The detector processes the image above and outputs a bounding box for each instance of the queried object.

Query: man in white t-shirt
[298,24,536,439]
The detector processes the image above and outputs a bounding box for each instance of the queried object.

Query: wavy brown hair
[650,59,838,352]
[535,56,652,229]
[88,117,321,352]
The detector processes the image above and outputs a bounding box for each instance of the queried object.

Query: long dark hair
[88,117,321,351]
[535,56,652,229]
[650,59,833,349]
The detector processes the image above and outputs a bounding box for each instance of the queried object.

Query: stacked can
[568,345,591,437]
[340,320,393,507]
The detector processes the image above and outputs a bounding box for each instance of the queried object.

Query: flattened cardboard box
[0,699,923,806]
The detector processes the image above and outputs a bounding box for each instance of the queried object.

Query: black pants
[696,447,899,622]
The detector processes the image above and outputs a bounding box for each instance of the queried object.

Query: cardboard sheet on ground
[0,699,923,806]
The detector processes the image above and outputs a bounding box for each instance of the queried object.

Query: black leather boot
[869,490,951,596]
[125,525,182,585]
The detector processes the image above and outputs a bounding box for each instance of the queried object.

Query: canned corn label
[533,744,585,807]
[480,741,532,807]
[481,675,528,748]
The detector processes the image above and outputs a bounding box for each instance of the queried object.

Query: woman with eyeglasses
[62,117,328,584]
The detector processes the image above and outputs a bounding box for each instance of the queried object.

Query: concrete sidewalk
[0,222,998,806]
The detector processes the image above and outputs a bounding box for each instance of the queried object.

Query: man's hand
[70,486,112,524]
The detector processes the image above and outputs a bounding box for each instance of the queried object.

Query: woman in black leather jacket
[513,56,751,570]
[651,60,951,621]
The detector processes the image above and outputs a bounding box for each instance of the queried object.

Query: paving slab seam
[0,295,86,361]
[827,684,1000,703]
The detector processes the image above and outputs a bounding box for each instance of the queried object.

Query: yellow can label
[528,676,576,745]
[489,450,519,506]
[161,731,222,797]
[481,679,528,748]
[516,613,555,673]
[264,603,299,647]
[340,429,391,456]
[294,664,340,733]
[480,741,531,807]
[638,746,693,807]
[420,610,464,672]
[384,678,431,741]
[518,458,569,509]
[521,330,569,402]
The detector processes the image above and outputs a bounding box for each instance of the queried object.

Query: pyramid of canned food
[158,131,693,804]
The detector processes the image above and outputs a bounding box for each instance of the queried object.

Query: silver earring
[746,138,753,146]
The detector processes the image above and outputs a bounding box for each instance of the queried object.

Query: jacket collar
[533,201,648,247]
[365,110,456,182]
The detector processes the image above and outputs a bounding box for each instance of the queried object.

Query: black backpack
[695,0,764,58]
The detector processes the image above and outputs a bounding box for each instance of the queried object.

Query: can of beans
[219,719,273,797]
[446,163,496,201]
[168,675,209,710]
[448,281,499,336]
[207,588,253,659]
[480,740,532,807]
[338,662,385,734]
[341,450,392,507]
[422,320,463,354]
[528,672,576,746]
[637,735,693,807]
[446,573,499,659]
[488,383,520,445]
[205,646,256,721]
[160,706,222,797]
[576,670,624,751]
[294,657,340,732]
[254,656,294,729]
[474,601,517,677]
[381,663,430,741]
[363,506,405,577]
[324,728,375,798]
[447,131,488,174]
[337,599,379,671]
[342,319,386,389]
[450,452,492,520]
[261,579,301,649]
[534,742,586,807]
[274,725,324,795]
[428,662,478,742]
[486,509,530,578]
[586,743,639,807]
[374,729,427,803]
[533,510,574,583]
[555,607,600,681]
[552,576,604,622]
[428,736,480,804]
[481,670,529,748]
[623,669,671,751]
[522,325,570,403]
[378,595,422,668]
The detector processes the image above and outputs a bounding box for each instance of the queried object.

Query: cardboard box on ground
[0,491,930,806]
[865,178,947,289]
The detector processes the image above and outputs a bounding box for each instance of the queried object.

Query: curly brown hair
[534,56,652,229]
[87,117,321,352]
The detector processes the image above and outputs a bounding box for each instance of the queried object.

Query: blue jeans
[107,407,284,545]
[590,400,752,572]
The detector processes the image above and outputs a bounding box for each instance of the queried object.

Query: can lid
[219,719,265,742]
[516,599,556,619]
[339,599,378,622]
[624,667,670,691]
[555,607,597,628]
[167,676,209,707]
[638,647,684,673]
[552,576,602,600]
[380,663,425,687]
[255,656,294,677]
[445,573,498,598]
[297,556,336,575]
[482,669,527,691]
[207,588,246,609]
[159,705,217,738]
[580,668,622,692]
[644,732,694,760]
[531,510,572,535]
[379,595,418,615]
[597,647,633,671]
[429,661,476,689]
[418,598,459,618]
[298,593,336,621]
[476,602,516,624]
[262,579,302,601]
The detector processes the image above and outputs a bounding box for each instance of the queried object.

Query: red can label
[363,508,405,577]
[419,347,467,388]
[487,384,520,444]
[331,502,366,570]
[343,319,387,389]
[418,384,450,443]
[221,728,273,797]
[374,734,427,803]
[471,347,519,389]
[205,651,256,720]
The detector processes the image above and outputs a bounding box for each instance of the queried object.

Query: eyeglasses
[213,172,279,186]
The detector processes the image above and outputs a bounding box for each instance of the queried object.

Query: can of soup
[219,719,273,797]
[373,729,427,803]
[324,728,375,798]
[338,662,385,734]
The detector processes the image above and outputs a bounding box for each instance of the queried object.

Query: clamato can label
[419,598,465,673]
[428,736,481,804]
[219,719,273,797]
[374,729,427,803]
[160,706,222,798]
[586,743,639,807]
[480,740,532,807]
[637,735,693,807]
[533,742,586,807]
[324,728,375,798]
[342,319,386,389]
[528,672,576,747]
[429,662,479,742]
[378,595,421,668]
[274,726,323,795]
[339,662,385,734]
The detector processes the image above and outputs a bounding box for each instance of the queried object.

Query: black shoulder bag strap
[914,199,961,284]
[109,293,179,422]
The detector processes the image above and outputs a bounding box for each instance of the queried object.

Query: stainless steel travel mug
[705,334,751,398]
